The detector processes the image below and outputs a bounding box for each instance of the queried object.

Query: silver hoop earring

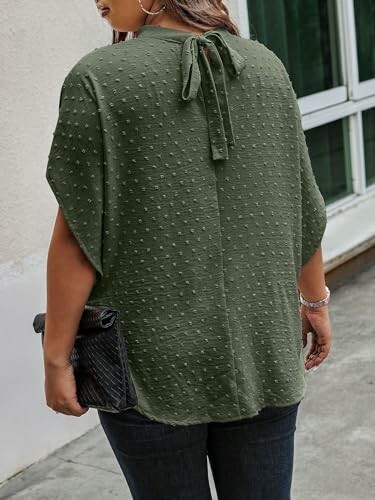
[137,0,166,16]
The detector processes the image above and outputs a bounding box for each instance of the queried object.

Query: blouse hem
[130,392,306,427]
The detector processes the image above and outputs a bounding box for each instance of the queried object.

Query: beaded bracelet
[299,285,330,309]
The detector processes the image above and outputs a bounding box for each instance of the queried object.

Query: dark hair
[112,0,240,44]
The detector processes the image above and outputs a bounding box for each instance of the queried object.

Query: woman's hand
[44,357,89,416]
[300,304,332,370]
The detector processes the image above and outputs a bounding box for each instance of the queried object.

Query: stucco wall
[0,0,111,483]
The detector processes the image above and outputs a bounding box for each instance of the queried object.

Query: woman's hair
[112,0,240,43]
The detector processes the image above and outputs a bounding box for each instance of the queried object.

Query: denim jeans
[97,401,300,500]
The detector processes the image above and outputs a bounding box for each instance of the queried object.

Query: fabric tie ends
[180,31,247,161]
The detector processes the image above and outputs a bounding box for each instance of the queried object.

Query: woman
[43,0,333,498]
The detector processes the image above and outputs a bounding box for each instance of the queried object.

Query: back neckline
[135,23,230,43]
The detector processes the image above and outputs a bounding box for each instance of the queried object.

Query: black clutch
[32,305,138,413]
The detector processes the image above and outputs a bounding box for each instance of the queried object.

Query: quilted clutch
[32,305,138,413]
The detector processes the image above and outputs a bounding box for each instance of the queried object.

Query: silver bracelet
[299,285,330,309]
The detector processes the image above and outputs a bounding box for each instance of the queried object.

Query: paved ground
[1,264,374,499]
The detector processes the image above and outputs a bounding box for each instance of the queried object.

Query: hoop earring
[137,0,166,15]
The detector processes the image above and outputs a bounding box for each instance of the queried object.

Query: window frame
[237,0,375,212]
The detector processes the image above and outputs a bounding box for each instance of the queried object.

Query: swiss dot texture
[45,24,327,426]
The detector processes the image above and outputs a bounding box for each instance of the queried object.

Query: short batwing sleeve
[297,114,327,267]
[46,61,104,277]
[278,62,327,268]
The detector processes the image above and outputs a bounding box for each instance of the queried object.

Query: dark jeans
[97,401,300,500]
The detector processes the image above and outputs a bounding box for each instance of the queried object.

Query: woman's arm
[44,208,96,368]
[297,244,326,301]
[43,208,96,416]
[297,244,332,370]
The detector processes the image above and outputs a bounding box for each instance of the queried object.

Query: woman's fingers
[308,341,330,369]
[305,330,318,360]
[44,362,89,417]
[53,402,89,417]
[48,395,89,416]
[304,334,331,370]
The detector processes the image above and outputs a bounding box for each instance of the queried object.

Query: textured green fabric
[46,24,327,425]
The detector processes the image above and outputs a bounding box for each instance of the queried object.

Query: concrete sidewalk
[1,264,374,499]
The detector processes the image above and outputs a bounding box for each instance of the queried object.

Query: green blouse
[46,24,327,425]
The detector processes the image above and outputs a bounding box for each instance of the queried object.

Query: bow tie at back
[180,31,246,161]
